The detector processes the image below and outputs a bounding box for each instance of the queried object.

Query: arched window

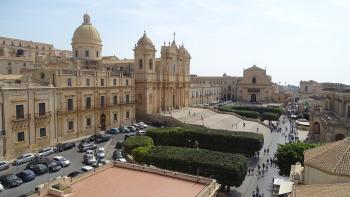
[23,63,26,67]
[85,50,89,57]
[252,77,256,84]
[139,59,143,69]
[75,50,78,57]
[96,51,99,57]
[149,59,153,70]
[8,62,11,66]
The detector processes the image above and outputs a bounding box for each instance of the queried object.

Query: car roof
[53,156,64,159]
[81,166,93,170]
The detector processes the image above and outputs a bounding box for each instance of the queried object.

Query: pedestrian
[266,165,268,171]
[248,168,251,175]
[267,148,270,154]
[252,191,255,197]
[257,151,260,158]
[263,148,266,155]
[262,163,265,169]
[258,164,261,171]
[270,158,273,166]
[256,127,259,132]
[243,122,246,127]
[189,110,191,115]
[267,158,269,164]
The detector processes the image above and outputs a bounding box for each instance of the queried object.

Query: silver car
[14,153,35,165]
[0,161,9,171]
[37,147,56,158]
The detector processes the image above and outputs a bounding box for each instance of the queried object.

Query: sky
[1,0,350,85]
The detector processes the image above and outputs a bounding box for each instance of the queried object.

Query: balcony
[57,107,77,114]
[35,112,52,126]
[12,114,31,131]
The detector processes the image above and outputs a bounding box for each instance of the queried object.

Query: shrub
[261,112,279,121]
[232,110,260,119]
[275,142,319,176]
[219,105,285,118]
[124,136,154,154]
[145,146,248,187]
[132,146,152,163]
[147,127,263,156]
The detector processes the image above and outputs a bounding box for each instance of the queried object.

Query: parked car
[96,147,105,159]
[79,143,97,152]
[0,174,23,188]
[151,121,165,127]
[88,133,102,142]
[136,130,147,136]
[37,147,56,158]
[52,156,70,168]
[115,141,123,149]
[47,161,61,172]
[138,122,148,128]
[14,153,35,165]
[56,142,75,152]
[78,139,89,147]
[0,183,3,192]
[112,150,123,160]
[132,123,141,130]
[119,126,130,133]
[0,161,9,171]
[26,158,46,171]
[83,154,97,165]
[67,171,81,178]
[127,125,137,132]
[95,134,111,143]
[81,166,94,172]
[16,170,36,182]
[32,164,49,175]
[116,157,127,163]
[106,128,120,134]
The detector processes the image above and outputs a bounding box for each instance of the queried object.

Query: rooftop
[304,138,350,176]
[294,183,350,197]
[70,167,207,197]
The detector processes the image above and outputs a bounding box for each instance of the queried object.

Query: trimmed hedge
[145,146,248,187]
[147,127,263,156]
[232,110,260,119]
[261,112,279,121]
[132,146,152,163]
[124,136,154,154]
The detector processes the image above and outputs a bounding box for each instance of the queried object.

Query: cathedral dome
[72,14,102,45]
[136,31,155,49]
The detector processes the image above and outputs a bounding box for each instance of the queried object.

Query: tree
[275,142,319,176]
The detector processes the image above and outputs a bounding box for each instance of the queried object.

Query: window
[100,79,104,86]
[16,49,24,57]
[17,132,25,142]
[126,111,130,119]
[68,121,74,130]
[126,79,129,86]
[228,86,231,91]
[86,78,90,86]
[138,59,143,69]
[86,118,91,127]
[113,95,118,105]
[252,77,256,84]
[67,99,73,111]
[40,72,45,79]
[348,106,350,118]
[100,96,105,107]
[67,78,72,86]
[305,86,308,92]
[85,50,89,57]
[75,50,78,57]
[125,94,130,103]
[113,79,117,86]
[39,128,46,137]
[96,51,99,57]
[16,105,24,119]
[38,103,46,116]
[8,69,12,74]
[23,63,26,67]
[86,97,91,108]
[149,59,153,70]
[113,113,118,121]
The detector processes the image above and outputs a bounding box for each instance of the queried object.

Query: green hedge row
[232,109,260,119]
[138,146,247,187]
[124,136,154,154]
[261,112,279,121]
[219,105,283,120]
[230,105,284,115]
[146,127,263,156]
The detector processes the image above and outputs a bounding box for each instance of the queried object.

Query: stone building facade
[190,65,281,104]
[308,84,350,142]
[0,13,190,159]
[190,75,222,106]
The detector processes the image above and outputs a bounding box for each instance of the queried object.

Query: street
[0,131,135,197]
[231,114,294,197]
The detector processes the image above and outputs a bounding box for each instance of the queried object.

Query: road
[231,115,293,197]
[0,130,142,197]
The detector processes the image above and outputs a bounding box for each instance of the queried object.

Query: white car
[52,156,71,167]
[37,147,56,157]
[0,183,3,192]
[138,122,148,128]
[97,147,105,159]
[81,165,94,172]
[116,158,127,163]
[14,153,35,165]
[86,150,94,156]
[136,130,147,136]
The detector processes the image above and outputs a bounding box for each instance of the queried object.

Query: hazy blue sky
[1,0,349,85]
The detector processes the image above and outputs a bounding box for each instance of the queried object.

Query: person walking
[256,127,259,132]
[243,122,246,127]
[267,148,270,154]
[248,168,251,175]
[263,148,266,155]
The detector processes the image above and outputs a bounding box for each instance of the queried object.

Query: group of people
[252,185,264,197]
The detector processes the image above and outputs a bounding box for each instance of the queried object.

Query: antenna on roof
[173,32,176,42]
